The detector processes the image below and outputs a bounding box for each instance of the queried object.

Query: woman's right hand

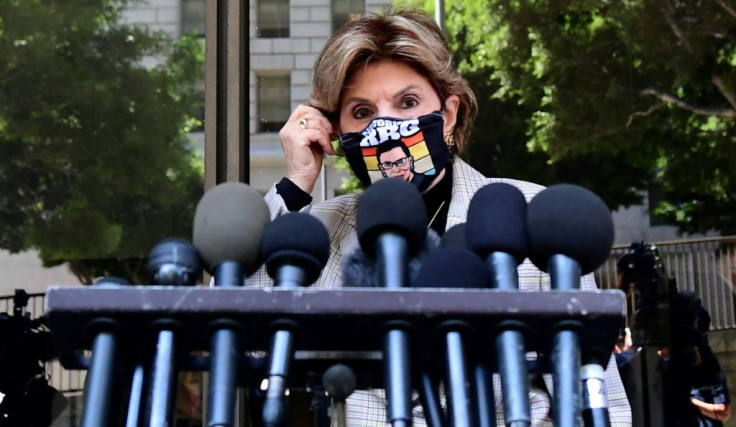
[279,104,335,194]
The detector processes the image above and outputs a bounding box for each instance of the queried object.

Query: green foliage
[0,0,205,284]
[333,156,364,195]
[438,0,736,234]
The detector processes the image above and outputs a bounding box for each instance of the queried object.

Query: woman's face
[378,146,414,180]
[338,60,458,134]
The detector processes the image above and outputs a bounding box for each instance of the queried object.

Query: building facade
[122,0,392,198]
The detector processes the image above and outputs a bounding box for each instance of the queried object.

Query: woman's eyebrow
[392,85,422,100]
[342,85,424,108]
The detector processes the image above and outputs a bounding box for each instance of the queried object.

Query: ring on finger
[299,116,309,130]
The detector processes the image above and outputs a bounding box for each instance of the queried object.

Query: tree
[0,0,205,284]
[435,0,735,234]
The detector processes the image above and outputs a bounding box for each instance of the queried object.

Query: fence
[4,235,736,395]
[594,235,736,331]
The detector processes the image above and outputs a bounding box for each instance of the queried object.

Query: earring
[444,131,455,148]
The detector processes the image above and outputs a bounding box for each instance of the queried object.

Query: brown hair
[311,7,477,155]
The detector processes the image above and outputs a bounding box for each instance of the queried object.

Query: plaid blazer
[251,158,632,426]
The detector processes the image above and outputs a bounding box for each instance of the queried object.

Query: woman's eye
[353,107,372,119]
[401,97,419,109]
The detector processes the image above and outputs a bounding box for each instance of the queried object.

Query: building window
[181,0,206,37]
[331,0,364,32]
[257,73,291,133]
[257,0,289,38]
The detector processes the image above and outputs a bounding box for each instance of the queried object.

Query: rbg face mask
[339,111,449,193]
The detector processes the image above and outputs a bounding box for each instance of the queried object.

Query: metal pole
[434,0,446,34]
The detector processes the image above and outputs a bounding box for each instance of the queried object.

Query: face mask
[339,111,449,193]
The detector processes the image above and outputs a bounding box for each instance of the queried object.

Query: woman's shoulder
[491,177,547,202]
[310,192,361,220]
[452,157,545,202]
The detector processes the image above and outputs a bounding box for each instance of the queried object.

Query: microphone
[413,246,492,427]
[134,238,202,427]
[356,178,428,427]
[192,181,271,427]
[342,230,440,288]
[526,184,614,427]
[440,222,467,248]
[322,364,358,427]
[439,216,498,427]
[146,237,203,286]
[260,212,330,426]
[466,183,531,427]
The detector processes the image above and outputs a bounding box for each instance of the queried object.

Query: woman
[252,7,632,426]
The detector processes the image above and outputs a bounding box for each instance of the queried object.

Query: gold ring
[299,116,309,130]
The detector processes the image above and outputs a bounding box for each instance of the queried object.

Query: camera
[616,241,709,350]
[0,289,67,426]
[616,242,713,426]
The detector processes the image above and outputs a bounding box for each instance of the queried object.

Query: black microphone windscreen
[146,238,202,285]
[342,229,441,288]
[526,184,614,274]
[412,246,491,289]
[192,182,270,274]
[466,183,528,262]
[260,212,330,284]
[146,237,201,270]
[322,364,357,401]
[356,178,427,257]
[441,223,467,248]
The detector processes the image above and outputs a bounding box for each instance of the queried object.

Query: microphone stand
[143,320,183,427]
[376,233,414,427]
[417,369,445,427]
[581,363,611,427]
[81,318,119,427]
[125,364,146,427]
[208,261,246,427]
[487,252,530,427]
[135,238,202,427]
[548,254,583,427]
[262,265,306,427]
[80,278,128,427]
[472,352,497,427]
[441,321,475,427]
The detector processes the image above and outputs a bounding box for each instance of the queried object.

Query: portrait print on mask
[339,111,449,193]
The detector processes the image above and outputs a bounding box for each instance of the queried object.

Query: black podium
[44,286,626,426]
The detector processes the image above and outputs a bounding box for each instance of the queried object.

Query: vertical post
[203,1,249,424]
[434,0,445,34]
[204,0,249,190]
